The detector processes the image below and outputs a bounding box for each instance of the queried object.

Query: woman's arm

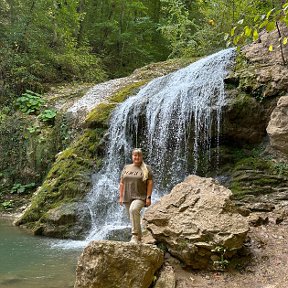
[145,179,153,207]
[119,178,124,206]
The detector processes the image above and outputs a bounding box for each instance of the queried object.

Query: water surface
[0,218,82,288]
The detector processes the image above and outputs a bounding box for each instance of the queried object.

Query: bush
[38,109,57,124]
[10,183,36,194]
[53,46,107,82]
[16,90,45,114]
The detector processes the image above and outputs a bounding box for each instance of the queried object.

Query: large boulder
[144,175,249,269]
[31,202,91,239]
[74,241,164,288]
[267,96,288,156]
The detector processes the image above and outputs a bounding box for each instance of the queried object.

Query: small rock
[248,213,269,227]
[153,263,176,288]
[246,203,275,212]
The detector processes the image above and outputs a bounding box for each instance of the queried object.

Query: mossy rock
[85,103,117,128]
[231,53,266,100]
[0,112,60,196]
[109,80,148,102]
[85,80,148,129]
[223,93,267,144]
[229,156,288,199]
[15,128,105,236]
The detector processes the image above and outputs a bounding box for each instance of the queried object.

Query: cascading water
[84,48,236,241]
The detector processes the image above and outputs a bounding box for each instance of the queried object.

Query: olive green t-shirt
[121,164,153,203]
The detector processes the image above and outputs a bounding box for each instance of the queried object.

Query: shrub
[10,183,36,194]
[38,109,57,124]
[16,90,45,114]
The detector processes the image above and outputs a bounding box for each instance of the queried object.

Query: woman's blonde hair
[132,148,149,181]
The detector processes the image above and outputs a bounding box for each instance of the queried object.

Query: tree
[79,0,169,77]
[0,0,106,103]
[226,0,288,65]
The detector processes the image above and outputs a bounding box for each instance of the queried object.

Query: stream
[0,218,82,288]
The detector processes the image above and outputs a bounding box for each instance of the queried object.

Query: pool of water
[0,218,83,288]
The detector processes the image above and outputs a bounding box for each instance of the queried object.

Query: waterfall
[84,48,235,241]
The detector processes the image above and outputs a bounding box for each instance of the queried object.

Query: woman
[119,148,153,244]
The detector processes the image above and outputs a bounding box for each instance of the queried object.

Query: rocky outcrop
[222,93,267,144]
[267,96,288,155]
[229,156,288,201]
[74,241,164,288]
[220,28,288,147]
[144,175,249,269]
[241,25,288,98]
[14,128,104,238]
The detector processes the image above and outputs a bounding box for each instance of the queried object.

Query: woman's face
[132,152,143,166]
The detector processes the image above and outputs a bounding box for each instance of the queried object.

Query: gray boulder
[74,241,164,288]
[144,175,249,269]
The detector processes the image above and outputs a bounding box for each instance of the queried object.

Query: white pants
[125,199,145,236]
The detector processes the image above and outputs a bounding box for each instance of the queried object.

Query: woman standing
[119,148,153,244]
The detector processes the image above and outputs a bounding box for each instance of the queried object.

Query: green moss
[229,155,288,198]
[233,157,271,171]
[85,103,117,128]
[109,80,148,103]
[17,128,105,227]
[85,80,147,129]
[233,52,267,101]
[227,93,262,123]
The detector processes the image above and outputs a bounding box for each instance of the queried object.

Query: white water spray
[76,48,236,243]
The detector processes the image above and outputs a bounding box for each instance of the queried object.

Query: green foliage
[0,0,107,102]
[1,200,14,209]
[16,90,45,114]
[10,183,36,195]
[226,1,288,64]
[272,161,288,176]
[212,246,230,270]
[159,0,199,57]
[0,108,9,123]
[38,109,57,123]
[80,0,169,77]
[27,125,41,134]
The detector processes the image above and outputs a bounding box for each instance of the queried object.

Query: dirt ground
[172,211,288,288]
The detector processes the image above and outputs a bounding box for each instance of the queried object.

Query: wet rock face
[222,93,267,144]
[267,96,288,155]
[74,241,164,288]
[144,175,249,269]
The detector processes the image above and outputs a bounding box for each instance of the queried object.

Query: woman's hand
[119,196,123,206]
[145,198,151,207]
